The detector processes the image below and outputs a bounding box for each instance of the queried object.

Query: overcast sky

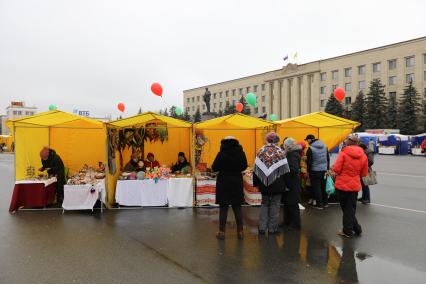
[0,0,425,118]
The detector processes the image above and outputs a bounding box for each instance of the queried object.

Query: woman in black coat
[212,136,248,240]
[282,138,302,229]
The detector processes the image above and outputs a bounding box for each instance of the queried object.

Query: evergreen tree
[324,94,344,117]
[138,107,142,114]
[239,96,251,115]
[365,79,388,129]
[182,109,191,121]
[217,109,224,117]
[387,94,398,129]
[350,91,366,131]
[163,108,169,117]
[398,81,422,134]
[169,106,177,118]
[158,109,163,115]
[193,108,202,122]
[224,101,236,115]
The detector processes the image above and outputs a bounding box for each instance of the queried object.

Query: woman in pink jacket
[333,135,369,238]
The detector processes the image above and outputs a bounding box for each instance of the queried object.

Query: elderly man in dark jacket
[358,143,374,204]
[40,147,66,205]
[305,134,330,209]
[212,136,248,240]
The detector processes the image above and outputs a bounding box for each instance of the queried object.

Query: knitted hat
[266,132,280,144]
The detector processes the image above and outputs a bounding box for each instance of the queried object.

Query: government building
[183,37,426,120]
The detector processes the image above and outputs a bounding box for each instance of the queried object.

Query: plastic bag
[325,175,335,196]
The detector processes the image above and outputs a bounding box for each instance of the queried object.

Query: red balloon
[117,103,125,113]
[151,82,163,97]
[235,102,243,113]
[333,87,345,101]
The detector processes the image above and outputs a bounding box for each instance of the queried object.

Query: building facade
[1,102,38,135]
[183,37,426,121]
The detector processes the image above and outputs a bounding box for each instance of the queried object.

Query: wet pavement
[0,153,425,283]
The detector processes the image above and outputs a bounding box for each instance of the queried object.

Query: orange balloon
[151,82,163,97]
[236,102,243,112]
[333,87,345,101]
[117,103,125,112]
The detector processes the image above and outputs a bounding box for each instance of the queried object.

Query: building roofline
[183,36,425,93]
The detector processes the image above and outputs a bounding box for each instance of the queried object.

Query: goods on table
[119,166,174,181]
[67,164,105,185]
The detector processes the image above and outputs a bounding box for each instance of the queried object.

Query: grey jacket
[307,139,330,172]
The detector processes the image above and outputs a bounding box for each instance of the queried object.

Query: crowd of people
[213,132,371,240]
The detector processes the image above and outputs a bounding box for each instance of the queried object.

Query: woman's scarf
[254,143,290,186]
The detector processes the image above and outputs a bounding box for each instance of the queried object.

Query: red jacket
[333,145,368,192]
[421,140,426,150]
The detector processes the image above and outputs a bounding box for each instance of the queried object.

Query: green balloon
[245,92,257,107]
[175,107,183,116]
[49,104,57,111]
[270,114,277,121]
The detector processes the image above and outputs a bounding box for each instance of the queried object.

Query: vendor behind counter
[171,152,192,174]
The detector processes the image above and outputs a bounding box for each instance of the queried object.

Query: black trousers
[309,171,327,206]
[219,205,243,231]
[283,204,301,229]
[337,190,362,236]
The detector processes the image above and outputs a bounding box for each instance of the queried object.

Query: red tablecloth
[9,182,57,212]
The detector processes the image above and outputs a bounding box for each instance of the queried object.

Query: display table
[9,178,57,212]
[195,176,261,206]
[116,178,193,207]
[167,178,193,207]
[412,148,424,156]
[116,179,168,206]
[62,179,106,211]
[379,147,395,155]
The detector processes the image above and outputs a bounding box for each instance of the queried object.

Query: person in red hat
[143,153,160,171]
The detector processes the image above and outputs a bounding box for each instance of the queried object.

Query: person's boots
[237,225,244,240]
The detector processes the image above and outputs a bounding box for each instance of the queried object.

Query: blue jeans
[361,185,370,201]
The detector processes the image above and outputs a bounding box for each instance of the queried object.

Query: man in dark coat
[212,136,248,240]
[283,138,302,229]
[40,147,66,205]
[305,134,330,209]
[358,143,374,204]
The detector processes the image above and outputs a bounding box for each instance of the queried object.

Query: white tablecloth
[412,148,423,156]
[15,177,57,187]
[167,178,193,207]
[62,180,106,210]
[379,147,395,155]
[116,179,168,206]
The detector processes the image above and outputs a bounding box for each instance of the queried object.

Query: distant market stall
[194,113,275,206]
[0,135,13,152]
[276,112,360,150]
[106,112,194,208]
[7,111,106,212]
[378,134,409,155]
[410,133,426,156]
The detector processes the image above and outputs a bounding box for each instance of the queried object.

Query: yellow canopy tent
[106,112,193,207]
[194,113,276,167]
[276,112,360,150]
[0,135,13,152]
[7,110,106,181]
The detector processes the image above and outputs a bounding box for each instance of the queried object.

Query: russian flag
[283,55,289,61]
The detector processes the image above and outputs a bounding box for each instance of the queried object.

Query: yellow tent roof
[7,110,104,129]
[276,112,360,129]
[108,112,192,128]
[195,113,275,129]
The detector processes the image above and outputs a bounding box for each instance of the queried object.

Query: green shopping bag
[325,175,335,196]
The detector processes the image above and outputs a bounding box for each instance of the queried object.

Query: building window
[344,68,352,77]
[213,103,217,109]
[320,86,326,95]
[406,73,415,83]
[17,111,22,115]
[424,54,426,64]
[219,102,223,108]
[254,107,258,114]
[219,92,222,98]
[197,96,200,102]
[225,91,229,97]
[246,86,250,93]
[332,70,338,80]
[320,100,326,107]
[389,76,397,85]
[13,111,17,115]
[261,96,266,102]
[239,88,243,95]
[192,106,195,111]
[186,107,190,112]
[358,81,366,89]
[261,84,265,91]
[424,71,426,81]
[320,72,326,81]
[202,105,205,110]
[373,62,381,73]
[389,92,396,99]
[232,100,236,105]
[405,56,415,67]
[345,83,352,92]
[254,85,258,92]
[232,89,235,96]
[262,106,266,113]
[358,65,366,75]
[191,97,194,102]
[345,97,352,105]
[389,59,397,70]
[332,84,338,91]
[186,98,190,103]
